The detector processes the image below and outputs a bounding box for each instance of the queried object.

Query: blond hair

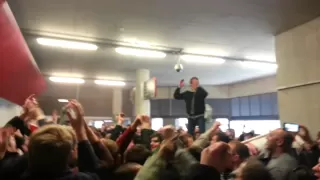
[28,125,76,173]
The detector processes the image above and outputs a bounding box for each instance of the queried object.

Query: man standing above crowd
[174,77,208,135]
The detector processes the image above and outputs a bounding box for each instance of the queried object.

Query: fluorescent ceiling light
[58,99,69,103]
[95,80,126,86]
[49,76,85,84]
[241,61,278,70]
[37,38,98,50]
[115,47,166,58]
[245,55,276,62]
[181,55,226,64]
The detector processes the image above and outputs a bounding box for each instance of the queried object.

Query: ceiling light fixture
[58,99,69,103]
[181,55,226,64]
[241,61,278,70]
[49,76,85,84]
[245,55,276,62]
[115,47,166,58]
[37,38,98,50]
[94,80,126,86]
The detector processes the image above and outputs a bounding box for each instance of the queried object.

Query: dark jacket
[173,87,208,116]
[185,164,221,180]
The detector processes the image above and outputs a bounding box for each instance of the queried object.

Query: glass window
[230,120,281,138]
[151,118,163,131]
[93,121,104,129]
[215,118,229,132]
[175,118,188,131]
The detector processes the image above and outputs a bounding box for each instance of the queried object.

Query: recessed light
[37,37,98,50]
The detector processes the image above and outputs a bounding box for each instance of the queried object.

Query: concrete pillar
[135,69,150,116]
[275,17,320,137]
[112,88,123,115]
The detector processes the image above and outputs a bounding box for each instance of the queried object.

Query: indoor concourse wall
[0,99,21,126]
[276,17,320,137]
[156,76,277,99]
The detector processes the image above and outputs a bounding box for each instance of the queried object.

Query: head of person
[229,140,250,169]
[28,125,77,173]
[114,163,142,180]
[101,138,121,166]
[298,125,313,144]
[234,158,272,180]
[226,129,235,140]
[178,133,194,148]
[125,144,151,165]
[150,133,163,152]
[194,132,201,140]
[189,77,199,89]
[211,132,230,144]
[244,131,254,140]
[266,128,294,154]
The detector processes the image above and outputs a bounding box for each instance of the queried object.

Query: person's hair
[282,131,294,152]
[215,132,230,143]
[241,158,272,180]
[114,163,142,180]
[124,144,151,165]
[226,129,235,139]
[189,77,199,84]
[101,138,119,158]
[299,125,313,144]
[178,133,193,148]
[229,140,250,160]
[89,126,102,138]
[150,133,163,143]
[28,125,76,173]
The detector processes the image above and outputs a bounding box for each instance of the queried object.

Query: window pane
[175,118,188,131]
[215,118,229,132]
[94,121,104,129]
[230,120,281,138]
[152,118,163,131]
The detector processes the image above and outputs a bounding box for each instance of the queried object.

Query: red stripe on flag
[0,2,46,105]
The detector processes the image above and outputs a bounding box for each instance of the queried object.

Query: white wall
[156,76,277,99]
[0,99,21,126]
[228,76,277,98]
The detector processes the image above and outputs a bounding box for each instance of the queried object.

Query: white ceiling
[8,0,320,85]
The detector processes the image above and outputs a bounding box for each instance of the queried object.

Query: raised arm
[173,87,185,100]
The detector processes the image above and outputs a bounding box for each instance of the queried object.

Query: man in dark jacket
[174,77,208,135]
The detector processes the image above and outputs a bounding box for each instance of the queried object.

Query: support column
[112,88,123,115]
[276,17,320,137]
[135,69,150,116]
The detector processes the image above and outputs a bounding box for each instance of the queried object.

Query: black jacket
[174,87,208,116]
[185,164,221,180]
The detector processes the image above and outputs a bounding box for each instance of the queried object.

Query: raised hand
[160,125,176,140]
[66,100,85,131]
[116,113,125,125]
[131,115,142,130]
[21,94,45,121]
[179,79,185,88]
[159,135,178,160]
[0,128,13,159]
[51,110,58,124]
[200,142,230,173]
[212,121,221,132]
[140,115,151,129]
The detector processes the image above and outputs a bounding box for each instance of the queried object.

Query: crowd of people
[1,95,320,180]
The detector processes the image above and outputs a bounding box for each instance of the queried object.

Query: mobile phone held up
[283,123,299,132]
